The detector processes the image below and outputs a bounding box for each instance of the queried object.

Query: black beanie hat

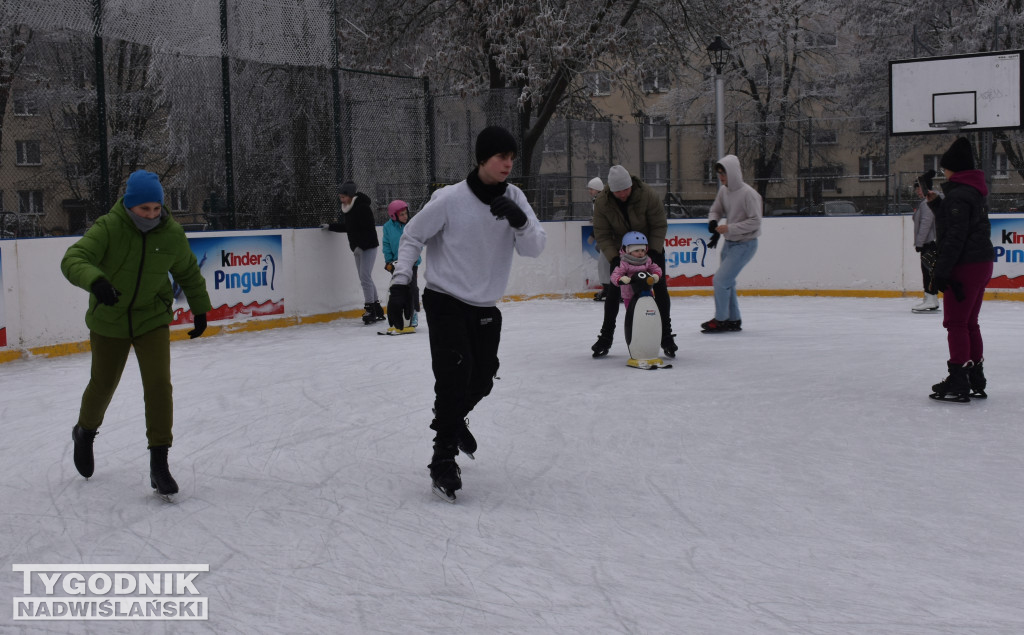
[940,137,975,172]
[475,126,518,164]
[917,169,935,190]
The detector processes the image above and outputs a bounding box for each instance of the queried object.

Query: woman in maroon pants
[925,137,995,402]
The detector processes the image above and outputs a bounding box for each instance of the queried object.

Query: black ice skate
[968,358,987,398]
[661,332,678,358]
[72,424,98,479]
[591,332,613,358]
[725,319,742,331]
[149,446,179,501]
[457,420,477,460]
[930,361,972,404]
[429,445,461,503]
[361,303,376,325]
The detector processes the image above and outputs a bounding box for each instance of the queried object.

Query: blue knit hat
[123,170,164,208]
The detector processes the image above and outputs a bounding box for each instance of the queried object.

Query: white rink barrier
[1,216,1021,361]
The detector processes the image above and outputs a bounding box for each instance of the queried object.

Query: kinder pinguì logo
[995,228,1024,263]
[214,249,276,293]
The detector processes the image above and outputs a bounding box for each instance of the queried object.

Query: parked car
[767,207,800,217]
[800,200,861,216]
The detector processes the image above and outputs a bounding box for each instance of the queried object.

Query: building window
[585,72,611,97]
[704,159,719,185]
[641,70,670,94]
[542,123,567,153]
[804,32,838,48]
[12,91,38,116]
[441,120,460,146]
[924,155,942,173]
[642,115,668,139]
[802,79,837,97]
[859,157,888,180]
[582,120,610,144]
[994,153,1009,179]
[809,129,838,145]
[18,190,43,215]
[15,141,42,166]
[643,161,668,185]
[168,188,188,210]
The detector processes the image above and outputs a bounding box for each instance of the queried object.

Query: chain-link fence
[3,2,1024,239]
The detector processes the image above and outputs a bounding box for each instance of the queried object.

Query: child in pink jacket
[611,231,662,308]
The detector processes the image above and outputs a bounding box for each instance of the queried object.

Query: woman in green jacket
[62,170,212,498]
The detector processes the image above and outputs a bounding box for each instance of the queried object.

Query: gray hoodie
[708,154,763,242]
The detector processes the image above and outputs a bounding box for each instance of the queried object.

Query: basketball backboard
[889,50,1022,135]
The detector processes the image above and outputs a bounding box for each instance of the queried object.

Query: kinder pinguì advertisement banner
[989,217,1024,289]
[172,235,284,325]
[0,248,6,347]
[582,222,718,288]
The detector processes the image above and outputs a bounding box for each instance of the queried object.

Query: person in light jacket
[701,154,762,333]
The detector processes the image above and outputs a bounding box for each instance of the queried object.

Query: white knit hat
[587,177,604,191]
[608,165,632,192]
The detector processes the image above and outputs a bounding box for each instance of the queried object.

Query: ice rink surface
[2,295,1023,634]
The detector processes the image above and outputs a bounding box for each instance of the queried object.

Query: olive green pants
[77,326,173,448]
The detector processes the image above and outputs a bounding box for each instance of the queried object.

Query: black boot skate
[591,332,613,358]
[968,358,987,398]
[361,303,375,325]
[457,419,477,460]
[661,332,678,358]
[149,446,179,499]
[725,319,742,331]
[72,424,98,479]
[930,361,972,404]
[370,301,386,322]
[428,444,461,503]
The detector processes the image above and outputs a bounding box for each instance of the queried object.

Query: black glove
[915,246,922,253]
[490,196,528,229]
[707,232,720,249]
[708,220,718,233]
[385,262,395,273]
[931,275,963,301]
[188,313,207,339]
[91,278,121,306]
[387,284,412,328]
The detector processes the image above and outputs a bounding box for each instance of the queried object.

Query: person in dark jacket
[62,170,212,497]
[924,137,995,402]
[590,165,675,358]
[321,181,384,324]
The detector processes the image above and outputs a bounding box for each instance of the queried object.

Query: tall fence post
[219,0,236,228]
[330,0,344,195]
[424,77,436,184]
[92,0,110,214]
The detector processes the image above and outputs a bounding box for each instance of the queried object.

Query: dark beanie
[338,181,357,197]
[123,170,164,208]
[475,126,518,164]
[940,137,975,172]
[918,169,935,190]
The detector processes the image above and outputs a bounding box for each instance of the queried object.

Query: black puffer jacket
[326,192,379,252]
[928,170,994,279]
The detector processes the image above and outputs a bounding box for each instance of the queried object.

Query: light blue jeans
[353,247,378,304]
[713,238,758,321]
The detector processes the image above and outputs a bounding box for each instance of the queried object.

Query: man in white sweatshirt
[702,154,762,333]
[387,126,547,501]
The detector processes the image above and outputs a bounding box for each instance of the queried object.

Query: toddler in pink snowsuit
[611,232,663,308]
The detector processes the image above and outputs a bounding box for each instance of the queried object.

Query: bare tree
[347,0,684,187]
[652,0,844,199]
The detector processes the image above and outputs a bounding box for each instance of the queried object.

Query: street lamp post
[706,36,731,161]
